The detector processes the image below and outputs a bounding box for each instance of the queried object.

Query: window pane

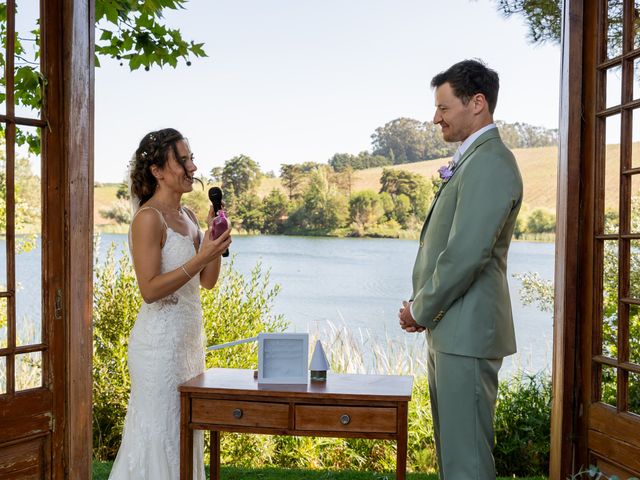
[16,351,41,390]
[629,371,640,416]
[632,176,640,234]
[608,0,624,58]
[603,240,619,358]
[601,364,618,407]
[634,59,640,101]
[0,356,5,394]
[14,0,42,119]
[605,115,621,234]
[632,109,640,169]
[0,297,6,349]
[635,1,640,50]
[0,140,6,288]
[630,304,640,364]
[15,126,41,346]
[631,241,640,299]
[606,65,622,108]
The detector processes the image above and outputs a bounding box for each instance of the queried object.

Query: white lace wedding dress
[109,216,206,480]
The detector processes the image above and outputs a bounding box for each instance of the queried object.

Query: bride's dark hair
[130,128,194,206]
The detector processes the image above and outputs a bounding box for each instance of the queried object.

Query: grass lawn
[93,461,546,479]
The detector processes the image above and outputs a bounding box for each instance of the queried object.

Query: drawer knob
[233,408,243,419]
[340,414,351,425]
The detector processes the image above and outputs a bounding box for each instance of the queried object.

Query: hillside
[256,145,561,212]
[96,143,638,227]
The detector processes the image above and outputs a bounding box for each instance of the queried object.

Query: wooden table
[179,368,413,479]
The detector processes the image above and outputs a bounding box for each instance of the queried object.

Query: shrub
[92,243,287,460]
[494,372,552,477]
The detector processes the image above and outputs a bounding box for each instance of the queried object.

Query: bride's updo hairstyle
[130,128,187,206]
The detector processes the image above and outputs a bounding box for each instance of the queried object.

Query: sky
[94,0,562,183]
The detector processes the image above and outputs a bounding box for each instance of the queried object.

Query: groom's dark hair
[431,59,499,114]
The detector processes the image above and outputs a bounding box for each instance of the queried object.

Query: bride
[109,128,232,479]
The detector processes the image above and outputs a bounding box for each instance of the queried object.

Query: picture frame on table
[257,333,309,385]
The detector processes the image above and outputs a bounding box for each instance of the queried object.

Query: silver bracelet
[181,264,192,279]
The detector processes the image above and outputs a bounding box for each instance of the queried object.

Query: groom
[399,59,523,479]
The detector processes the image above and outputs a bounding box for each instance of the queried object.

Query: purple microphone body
[208,187,230,257]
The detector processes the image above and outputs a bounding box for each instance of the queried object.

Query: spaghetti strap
[133,206,168,229]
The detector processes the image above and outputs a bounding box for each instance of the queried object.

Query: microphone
[208,187,229,257]
[208,186,223,215]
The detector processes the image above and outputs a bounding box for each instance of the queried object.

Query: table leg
[180,393,193,480]
[397,402,408,480]
[211,431,221,480]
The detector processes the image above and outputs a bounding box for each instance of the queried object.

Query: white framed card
[257,333,309,384]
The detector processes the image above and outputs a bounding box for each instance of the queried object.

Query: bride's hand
[200,225,231,261]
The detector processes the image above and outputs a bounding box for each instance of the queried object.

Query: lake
[2,235,555,377]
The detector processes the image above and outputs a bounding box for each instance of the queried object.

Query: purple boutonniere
[438,161,455,182]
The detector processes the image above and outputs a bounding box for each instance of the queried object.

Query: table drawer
[192,399,289,428]
[295,405,396,433]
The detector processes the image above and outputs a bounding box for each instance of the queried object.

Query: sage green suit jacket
[411,128,523,359]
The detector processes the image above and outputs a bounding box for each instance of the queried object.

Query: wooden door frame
[550,0,591,477]
[45,0,94,477]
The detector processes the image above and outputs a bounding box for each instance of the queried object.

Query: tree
[371,117,427,164]
[328,151,391,171]
[220,154,262,198]
[379,168,433,220]
[526,208,556,234]
[261,189,289,234]
[490,0,562,45]
[0,139,41,234]
[292,168,347,232]
[280,164,304,200]
[495,121,558,149]
[236,192,265,233]
[349,190,383,230]
[331,166,356,197]
[1,1,207,154]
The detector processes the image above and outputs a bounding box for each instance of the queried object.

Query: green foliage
[495,120,558,149]
[92,242,287,460]
[280,164,304,200]
[348,190,384,231]
[0,137,41,239]
[236,192,266,233]
[372,118,434,164]
[182,189,210,227]
[513,272,554,313]
[1,1,206,155]
[379,168,433,220]
[329,151,392,172]
[99,200,132,225]
[221,155,263,198]
[525,208,556,234]
[93,461,548,479]
[287,167,348,233]
[116,183,129,200]
[491,0,562,44]
[95,0,206,70]
[202,257,287,370]
[261,189,289,234]
[371,118,557,166]
[494,372,552,477]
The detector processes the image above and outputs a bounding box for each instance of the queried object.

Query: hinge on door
[55,288,62,319]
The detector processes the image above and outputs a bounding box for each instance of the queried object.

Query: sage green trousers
[427,348,502,480]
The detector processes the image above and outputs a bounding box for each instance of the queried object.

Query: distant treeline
[100,117,559,238]
[327,118,558,172]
